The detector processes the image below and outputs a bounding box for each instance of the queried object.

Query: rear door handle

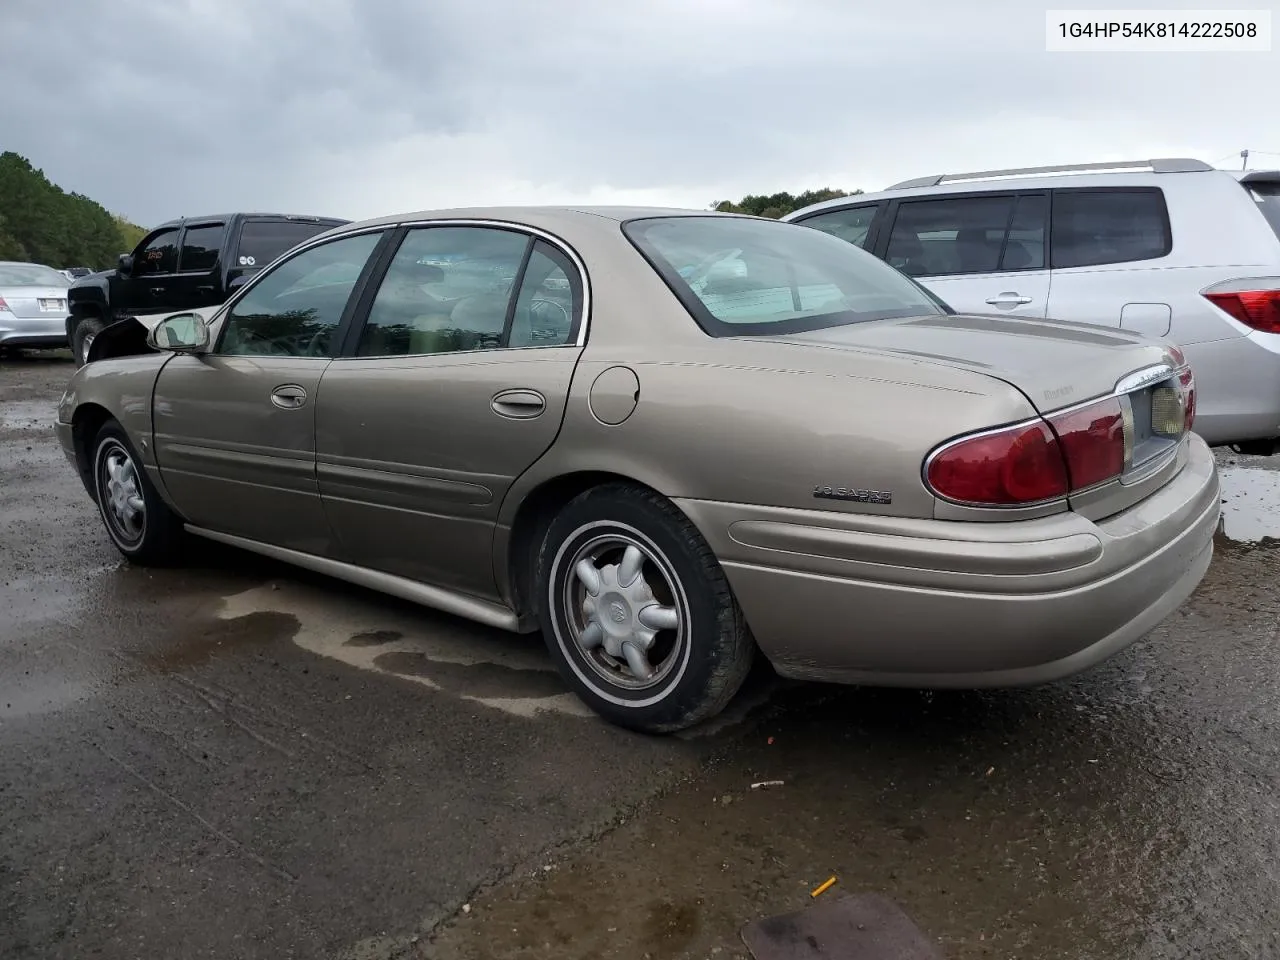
[270,384,308,409]
[491,389,546,419]
[985,292,1033,306]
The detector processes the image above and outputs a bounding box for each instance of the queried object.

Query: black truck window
[134,228,179,275]
[235,220,333,268]
[178,224,225,272]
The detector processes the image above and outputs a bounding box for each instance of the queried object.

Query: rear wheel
[91,421,184,565]
[72,316,105,366]
[536,483,754,733]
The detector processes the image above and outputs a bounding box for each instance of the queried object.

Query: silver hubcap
[564,534,685,691]
[101,444,145,543]
[81,332,95,362]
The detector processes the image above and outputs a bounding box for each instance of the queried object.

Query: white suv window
[883,195,1047,278]
[1050,189,1171,269]
[797,205,879,249]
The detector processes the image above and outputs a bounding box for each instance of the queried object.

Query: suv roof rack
[886,158,1214,190]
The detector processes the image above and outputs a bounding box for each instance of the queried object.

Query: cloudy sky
[3,0,1277,227]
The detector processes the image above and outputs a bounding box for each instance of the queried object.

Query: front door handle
[491,389,546,420]
[150,287,166,297]
[985,292,1034,306]
[270,384,308,409]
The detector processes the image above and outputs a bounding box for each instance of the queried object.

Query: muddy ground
[2,350,1278,960]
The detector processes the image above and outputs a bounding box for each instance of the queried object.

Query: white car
[0,261,70,350]
[785,158,1280,454]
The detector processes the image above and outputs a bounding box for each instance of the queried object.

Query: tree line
[0,152,146,270]
[711,187,861,219]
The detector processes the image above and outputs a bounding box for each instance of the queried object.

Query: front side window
[884,196,1015,277]
[355,226,532,357]
[218,231,383,357]
[178,224,224,273]
[624,215,945,337]
[796,205,880,250]
[1050,189,1171,269]
[133,229,179,275]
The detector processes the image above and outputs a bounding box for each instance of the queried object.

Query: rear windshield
[623,215,948,337]
[1246,182,1280,239]
[0,263,68,287]
[236,220,335,267]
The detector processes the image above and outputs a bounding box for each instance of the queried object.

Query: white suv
[784,158,1280,454]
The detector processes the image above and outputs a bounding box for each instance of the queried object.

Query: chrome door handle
[270,384,308,409]
[491,389,546,419]
[985,293,1033,306]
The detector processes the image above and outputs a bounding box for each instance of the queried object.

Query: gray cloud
[2,0,1275,227]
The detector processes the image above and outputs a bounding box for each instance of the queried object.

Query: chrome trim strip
[185,525,522,632]
[1114,364,1174,396]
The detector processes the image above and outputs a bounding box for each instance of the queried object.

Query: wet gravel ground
[3,349,1279,960]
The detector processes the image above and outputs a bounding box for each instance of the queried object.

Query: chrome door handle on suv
[986,292,1034,306]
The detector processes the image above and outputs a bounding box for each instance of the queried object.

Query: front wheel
[536,483,754,733]
[92,421,185,565]
[71,316,105,366]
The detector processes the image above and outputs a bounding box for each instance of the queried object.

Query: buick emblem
[609,602,628,624]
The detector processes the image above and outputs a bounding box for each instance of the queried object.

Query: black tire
[536,482,754,733]
[71,316,105,367]
[91,420,185,565]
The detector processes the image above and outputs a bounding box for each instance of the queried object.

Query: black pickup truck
[67,211,348,365]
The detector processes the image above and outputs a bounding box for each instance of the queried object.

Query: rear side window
[884,196,1016,277]
[1051,189,1171,269]
[235,220,333,268]
[178,224,224,272]
[795,205,880,249]
[1246,183,1280,239]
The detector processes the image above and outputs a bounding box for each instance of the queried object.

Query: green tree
[0,152,148,269]
[710,186,862,218]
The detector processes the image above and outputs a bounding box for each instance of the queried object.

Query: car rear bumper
[0,312,69,348]
[675,433,1220,687]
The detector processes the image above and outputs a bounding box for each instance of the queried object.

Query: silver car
[55,208,1220,733]
[0,261,70,350]
[785,158,1280,455]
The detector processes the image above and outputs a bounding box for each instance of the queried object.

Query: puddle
[216,583,595,719]
[1217,466,1280,543]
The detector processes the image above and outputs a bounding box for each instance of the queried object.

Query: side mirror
[146,313,210,354]
[117,254,135,275]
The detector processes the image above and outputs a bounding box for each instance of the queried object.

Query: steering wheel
[529,298,570,328]
[233,329,297,356]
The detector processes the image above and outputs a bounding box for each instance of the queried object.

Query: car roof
[151,213,350,230]
[305,205,766,243]
[785,158,1255,218]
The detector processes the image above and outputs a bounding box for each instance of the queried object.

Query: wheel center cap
[599,591,632,635]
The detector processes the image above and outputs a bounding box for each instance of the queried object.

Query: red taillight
[926,421,1069,505]
[1204,289,1280,333]
[926,396,1128,507]
[1047,397,1125,491]
[0,297,8,312]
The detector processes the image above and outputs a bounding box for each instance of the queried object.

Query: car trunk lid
[761,313,1192,520]
[1,286,69,319]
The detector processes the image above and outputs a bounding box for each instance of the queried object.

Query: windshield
[0,263,69,287]
[1247,182,1280,240]
[623,215,948,337]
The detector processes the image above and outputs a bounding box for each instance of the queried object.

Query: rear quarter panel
[504,337,1041,523]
